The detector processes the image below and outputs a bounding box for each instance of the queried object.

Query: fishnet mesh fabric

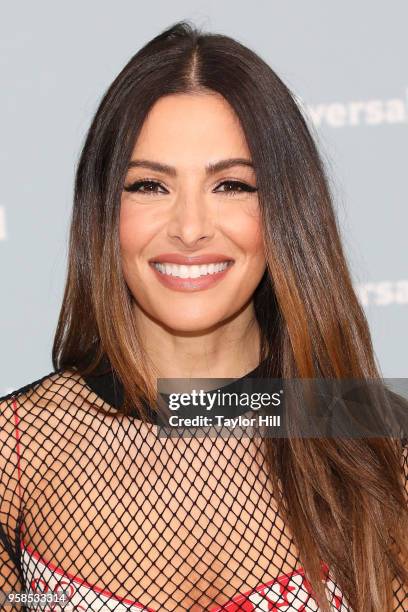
[0,369,407,611]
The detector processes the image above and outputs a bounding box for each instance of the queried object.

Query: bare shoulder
[0,368,109,442]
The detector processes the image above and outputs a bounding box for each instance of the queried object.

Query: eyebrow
[126,158,254,176]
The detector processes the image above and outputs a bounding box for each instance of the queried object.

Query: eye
[123,179,258,197]
[215,180,258,197]
[123,179,167,195]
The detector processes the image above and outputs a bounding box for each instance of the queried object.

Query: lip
[149,260,235,292]
[149,253,235,265]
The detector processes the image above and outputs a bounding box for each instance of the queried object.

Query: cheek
[118,206,149,289]
[226,206,264,260]
[119,221,138,259]
[119,200,154,261]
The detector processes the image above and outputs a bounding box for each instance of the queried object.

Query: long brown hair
[52,20,408,611]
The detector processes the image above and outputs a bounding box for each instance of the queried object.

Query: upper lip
[149,253,235,265]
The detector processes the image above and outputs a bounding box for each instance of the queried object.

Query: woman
[1,20,407,612]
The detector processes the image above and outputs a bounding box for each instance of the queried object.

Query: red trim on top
[211,561,330,611]
[210,568,307,611]
[20,539,155,610]
[20,538,332,612]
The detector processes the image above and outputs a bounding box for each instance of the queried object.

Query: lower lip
[149,262,235,292]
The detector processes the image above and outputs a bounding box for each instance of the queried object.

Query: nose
[166,190,216,248]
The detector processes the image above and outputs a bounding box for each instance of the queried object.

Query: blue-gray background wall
[1,1,407,394]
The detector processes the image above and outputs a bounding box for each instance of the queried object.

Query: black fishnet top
[1,360,407,611]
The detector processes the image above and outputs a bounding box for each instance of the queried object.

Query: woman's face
[120,92,266,332]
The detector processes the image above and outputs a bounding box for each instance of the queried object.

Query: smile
[149,260,235,292]
[151,261,233,278]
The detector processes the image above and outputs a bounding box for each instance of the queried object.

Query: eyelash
[123,179,258,197]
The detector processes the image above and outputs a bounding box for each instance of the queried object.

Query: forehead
[130,93,251,164]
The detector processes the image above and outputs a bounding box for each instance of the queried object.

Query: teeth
[152,261,232,278]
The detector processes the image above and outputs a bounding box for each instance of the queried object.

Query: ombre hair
[53,20,408,611]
